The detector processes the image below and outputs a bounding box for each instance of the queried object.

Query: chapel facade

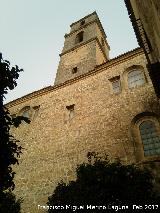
[7,12,160,213]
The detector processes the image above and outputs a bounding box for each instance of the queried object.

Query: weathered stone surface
[8,49,159,213]
[55,12,109,86]
[6,12,160,213]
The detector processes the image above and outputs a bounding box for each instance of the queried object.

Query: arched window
[19,106,31,119]
[139,120,160,156]
[128,69,145,88]
[75,31,84,44]
[23,110,29,118]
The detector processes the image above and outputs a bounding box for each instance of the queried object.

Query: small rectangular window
[72,67,78,74]
[109,76,121,94]
[66,104,75,120]
[112,80,121,93]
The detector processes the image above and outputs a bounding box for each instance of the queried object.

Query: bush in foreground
[47,152,159,211]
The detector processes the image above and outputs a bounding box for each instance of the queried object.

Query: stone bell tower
[54,11,110,85]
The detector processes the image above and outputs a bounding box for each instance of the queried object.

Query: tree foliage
[0,191,22,213]
[47,152,159,211]
[0,53,29,212]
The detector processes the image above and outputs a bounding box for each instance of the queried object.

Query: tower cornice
[70,11,97,27]
[60,37,108,60]
[70,11,107,39]
[65,19,109,50]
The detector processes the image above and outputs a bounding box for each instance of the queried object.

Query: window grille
[139,120,160,156]
[128,69,145,88]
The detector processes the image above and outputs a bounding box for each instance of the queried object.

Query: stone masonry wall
[55,40,97,85]
[8,50,159,213]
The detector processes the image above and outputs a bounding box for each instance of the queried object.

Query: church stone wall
[8,49,158,213]
[55,40,97,85]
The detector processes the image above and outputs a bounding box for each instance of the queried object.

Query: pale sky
[0,0,138,103]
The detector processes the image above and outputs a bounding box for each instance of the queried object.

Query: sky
[0,0,138,103]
